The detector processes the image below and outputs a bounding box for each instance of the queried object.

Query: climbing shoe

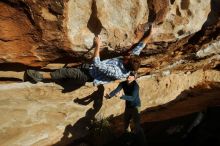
[24,69,43,83]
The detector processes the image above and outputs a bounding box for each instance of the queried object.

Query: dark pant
[124,107,141,133]
[124,107,147,146]
[50,64,93,84]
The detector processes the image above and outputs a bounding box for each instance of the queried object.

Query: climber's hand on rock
[150,24,158,35]
[104,94,111,99]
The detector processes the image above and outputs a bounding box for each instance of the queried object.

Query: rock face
[0,0,220,146]
[0,0,69,66]
[0,0,214,67]
[0,70,220,146]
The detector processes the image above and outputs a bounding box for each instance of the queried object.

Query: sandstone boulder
[0,0,213,66]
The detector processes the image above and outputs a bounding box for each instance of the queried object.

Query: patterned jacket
[90,42,145,85]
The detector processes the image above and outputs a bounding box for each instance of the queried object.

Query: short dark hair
[125,55,141,71]
[129,71,137,77]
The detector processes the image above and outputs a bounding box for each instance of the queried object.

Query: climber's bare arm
[142,25,158,44]
[93,36,102,58]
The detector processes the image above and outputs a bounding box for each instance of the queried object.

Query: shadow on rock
[52,85,104,146]
[54,79,86,93]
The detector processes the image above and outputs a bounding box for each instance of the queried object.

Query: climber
[25,24,156,86]
[105,71,147,145]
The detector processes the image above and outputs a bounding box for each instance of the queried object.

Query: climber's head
[123,55,141,71]
[126,71,137,83]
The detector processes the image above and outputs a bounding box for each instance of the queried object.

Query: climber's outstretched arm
[132,25,158,56]
[93,36,102,58]
[141,24,157,44]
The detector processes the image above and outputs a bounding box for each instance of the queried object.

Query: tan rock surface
[0,69,219,146]
[0,0,213,66]
[152,0,211,41]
